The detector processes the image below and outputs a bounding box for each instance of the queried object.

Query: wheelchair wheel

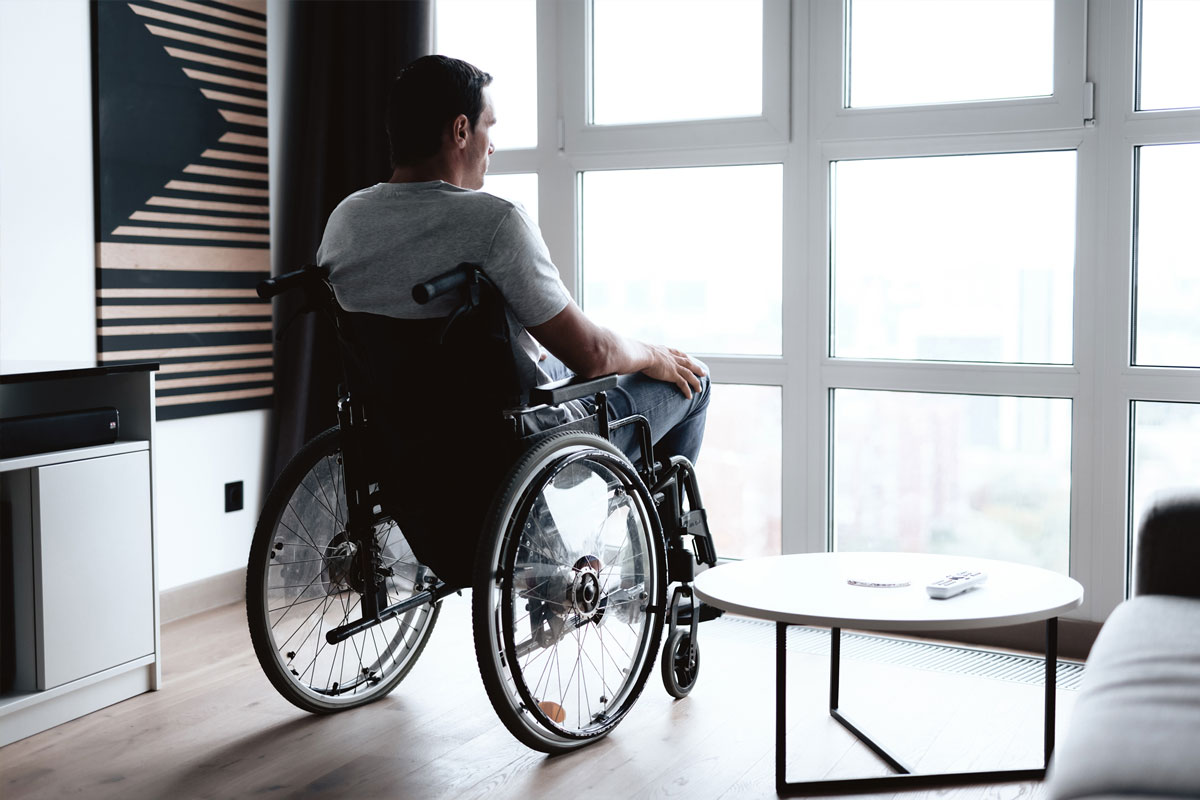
[661,629,699,699]
[473,431,667,754]
[247,425,440,713]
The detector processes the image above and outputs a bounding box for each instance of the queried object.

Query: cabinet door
[33,451,154,689]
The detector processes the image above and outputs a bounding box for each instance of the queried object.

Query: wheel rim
[259,445,436,705]
[486,448,661,744]
[670,632,698,692]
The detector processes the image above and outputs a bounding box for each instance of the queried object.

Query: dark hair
[386,55,493,168]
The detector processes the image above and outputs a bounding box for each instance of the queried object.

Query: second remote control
[926,570,987,599]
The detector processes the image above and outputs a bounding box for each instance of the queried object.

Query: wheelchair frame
[246,262,719,752]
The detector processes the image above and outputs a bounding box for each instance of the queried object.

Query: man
[317,55,710,467]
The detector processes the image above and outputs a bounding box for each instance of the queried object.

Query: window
[450,0,1200,625]
[1130,402,1200,582]
[832,151,1076,364]
[703,385,781,559]
[591,0,763,125]
[435,0,538,150]
[833,390,1071,573]
[482,172,539,224]
[847,0,1054,108]
[1133,143,1200,367]
[1136,0,1200,111]
[581,164,782,356]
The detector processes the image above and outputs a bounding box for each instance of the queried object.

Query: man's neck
[388,160,461,186]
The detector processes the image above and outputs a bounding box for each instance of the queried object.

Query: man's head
[387,55,495,189]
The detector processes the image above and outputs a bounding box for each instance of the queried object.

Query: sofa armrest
[1134,491,1200,598]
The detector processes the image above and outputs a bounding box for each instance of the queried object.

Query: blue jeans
[541,354,711,467]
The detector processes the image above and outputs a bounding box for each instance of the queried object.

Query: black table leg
[775,619,1058,796]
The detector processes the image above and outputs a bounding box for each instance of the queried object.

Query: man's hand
[529,301,706,395]
[642,345,706,399]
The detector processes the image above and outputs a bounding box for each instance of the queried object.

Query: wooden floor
[1,595,1075,799]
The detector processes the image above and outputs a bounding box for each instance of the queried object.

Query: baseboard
[894,618,1102,661]
[159,568,244,624]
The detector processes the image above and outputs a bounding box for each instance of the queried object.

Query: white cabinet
[0,363,159,747]
[33,451,154,690]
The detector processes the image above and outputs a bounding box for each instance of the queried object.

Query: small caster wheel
[661,629,699,698]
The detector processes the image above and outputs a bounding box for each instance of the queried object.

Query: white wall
[0,0,97,365]
[0,0,271,592]
[154,410,269,588]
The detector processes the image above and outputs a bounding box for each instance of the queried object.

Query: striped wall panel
[94,0,272,421]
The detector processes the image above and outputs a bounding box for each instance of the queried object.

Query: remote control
[926,570,987,599]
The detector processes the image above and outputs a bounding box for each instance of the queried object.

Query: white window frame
[1090,0,1200,608]
[557,0,792,154]
[811,0,1088,140]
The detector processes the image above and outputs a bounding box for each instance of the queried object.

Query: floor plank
[0,594,1074,799]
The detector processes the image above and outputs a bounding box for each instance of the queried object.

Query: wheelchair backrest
[329,269,532,588]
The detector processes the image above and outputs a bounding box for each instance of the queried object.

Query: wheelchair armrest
[529,374,618,406]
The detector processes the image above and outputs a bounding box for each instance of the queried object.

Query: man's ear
[451,113,470,149]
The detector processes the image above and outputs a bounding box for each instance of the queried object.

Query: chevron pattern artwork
[94,0,272,421]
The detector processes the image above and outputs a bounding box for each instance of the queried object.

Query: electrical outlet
[224,481,243,513]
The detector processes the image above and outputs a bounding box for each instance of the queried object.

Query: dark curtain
[270,1,431,481]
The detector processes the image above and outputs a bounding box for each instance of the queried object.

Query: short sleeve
[484,205,572,327]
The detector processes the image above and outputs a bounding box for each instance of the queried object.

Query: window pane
[848,0,1053,108]
[591,0,762,125]
[1138,0,1200,111]
[482,172,538,225]
[703,384,781,560]
[582,165,782,356]
[832,390,1071,573]
[1133,143,1200,367]
[1131,402,1200,588]
[832,151,1076,364]
[436,0,537,150]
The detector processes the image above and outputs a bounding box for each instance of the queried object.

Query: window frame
[558,0,792,154]
[811,0,1088,140]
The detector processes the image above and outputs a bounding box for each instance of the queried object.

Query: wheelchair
[245,262,719,754]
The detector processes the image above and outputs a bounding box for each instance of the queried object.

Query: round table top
[693,552,1083,632]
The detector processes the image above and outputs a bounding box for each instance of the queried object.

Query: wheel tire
[472,431,667,754]
[246,425,440,713]
[661,629,700,699]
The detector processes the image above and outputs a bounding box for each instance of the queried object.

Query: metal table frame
[775,618,1059,796]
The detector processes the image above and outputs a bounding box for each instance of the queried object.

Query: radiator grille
[712,616,1086,690]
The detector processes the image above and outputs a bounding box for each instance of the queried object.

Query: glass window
[482,172,539,224]
[436,0,538,150]
[581,164,782,357]
[832,389,1072,573]
[1130,401,1200,585]
[702,384,781,560]
[591,0,762,125]
[1137,0,1200,111]
[832,151,1076,364]
[847,0,1054,108]
[1133,143,1200,367]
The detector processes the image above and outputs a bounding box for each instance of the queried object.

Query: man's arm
[528,300,706,399]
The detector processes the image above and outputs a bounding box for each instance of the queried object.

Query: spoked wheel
[661,629,700,698]
[247,426,440,712]
[473,431,667,754]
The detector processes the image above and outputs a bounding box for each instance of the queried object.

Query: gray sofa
[1048,493,1200,800]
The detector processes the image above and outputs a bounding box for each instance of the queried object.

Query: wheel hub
[568,556,604,618]
[324,531,360,592]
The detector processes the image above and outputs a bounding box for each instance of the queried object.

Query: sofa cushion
[1048,595,1200,800]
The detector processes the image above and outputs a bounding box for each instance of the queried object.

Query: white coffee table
[694,552,1084,797]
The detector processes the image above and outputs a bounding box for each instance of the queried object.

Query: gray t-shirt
[317,180,585,429]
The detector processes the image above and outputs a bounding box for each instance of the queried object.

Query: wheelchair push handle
[412,263,481,305]
[257,264,329,299]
